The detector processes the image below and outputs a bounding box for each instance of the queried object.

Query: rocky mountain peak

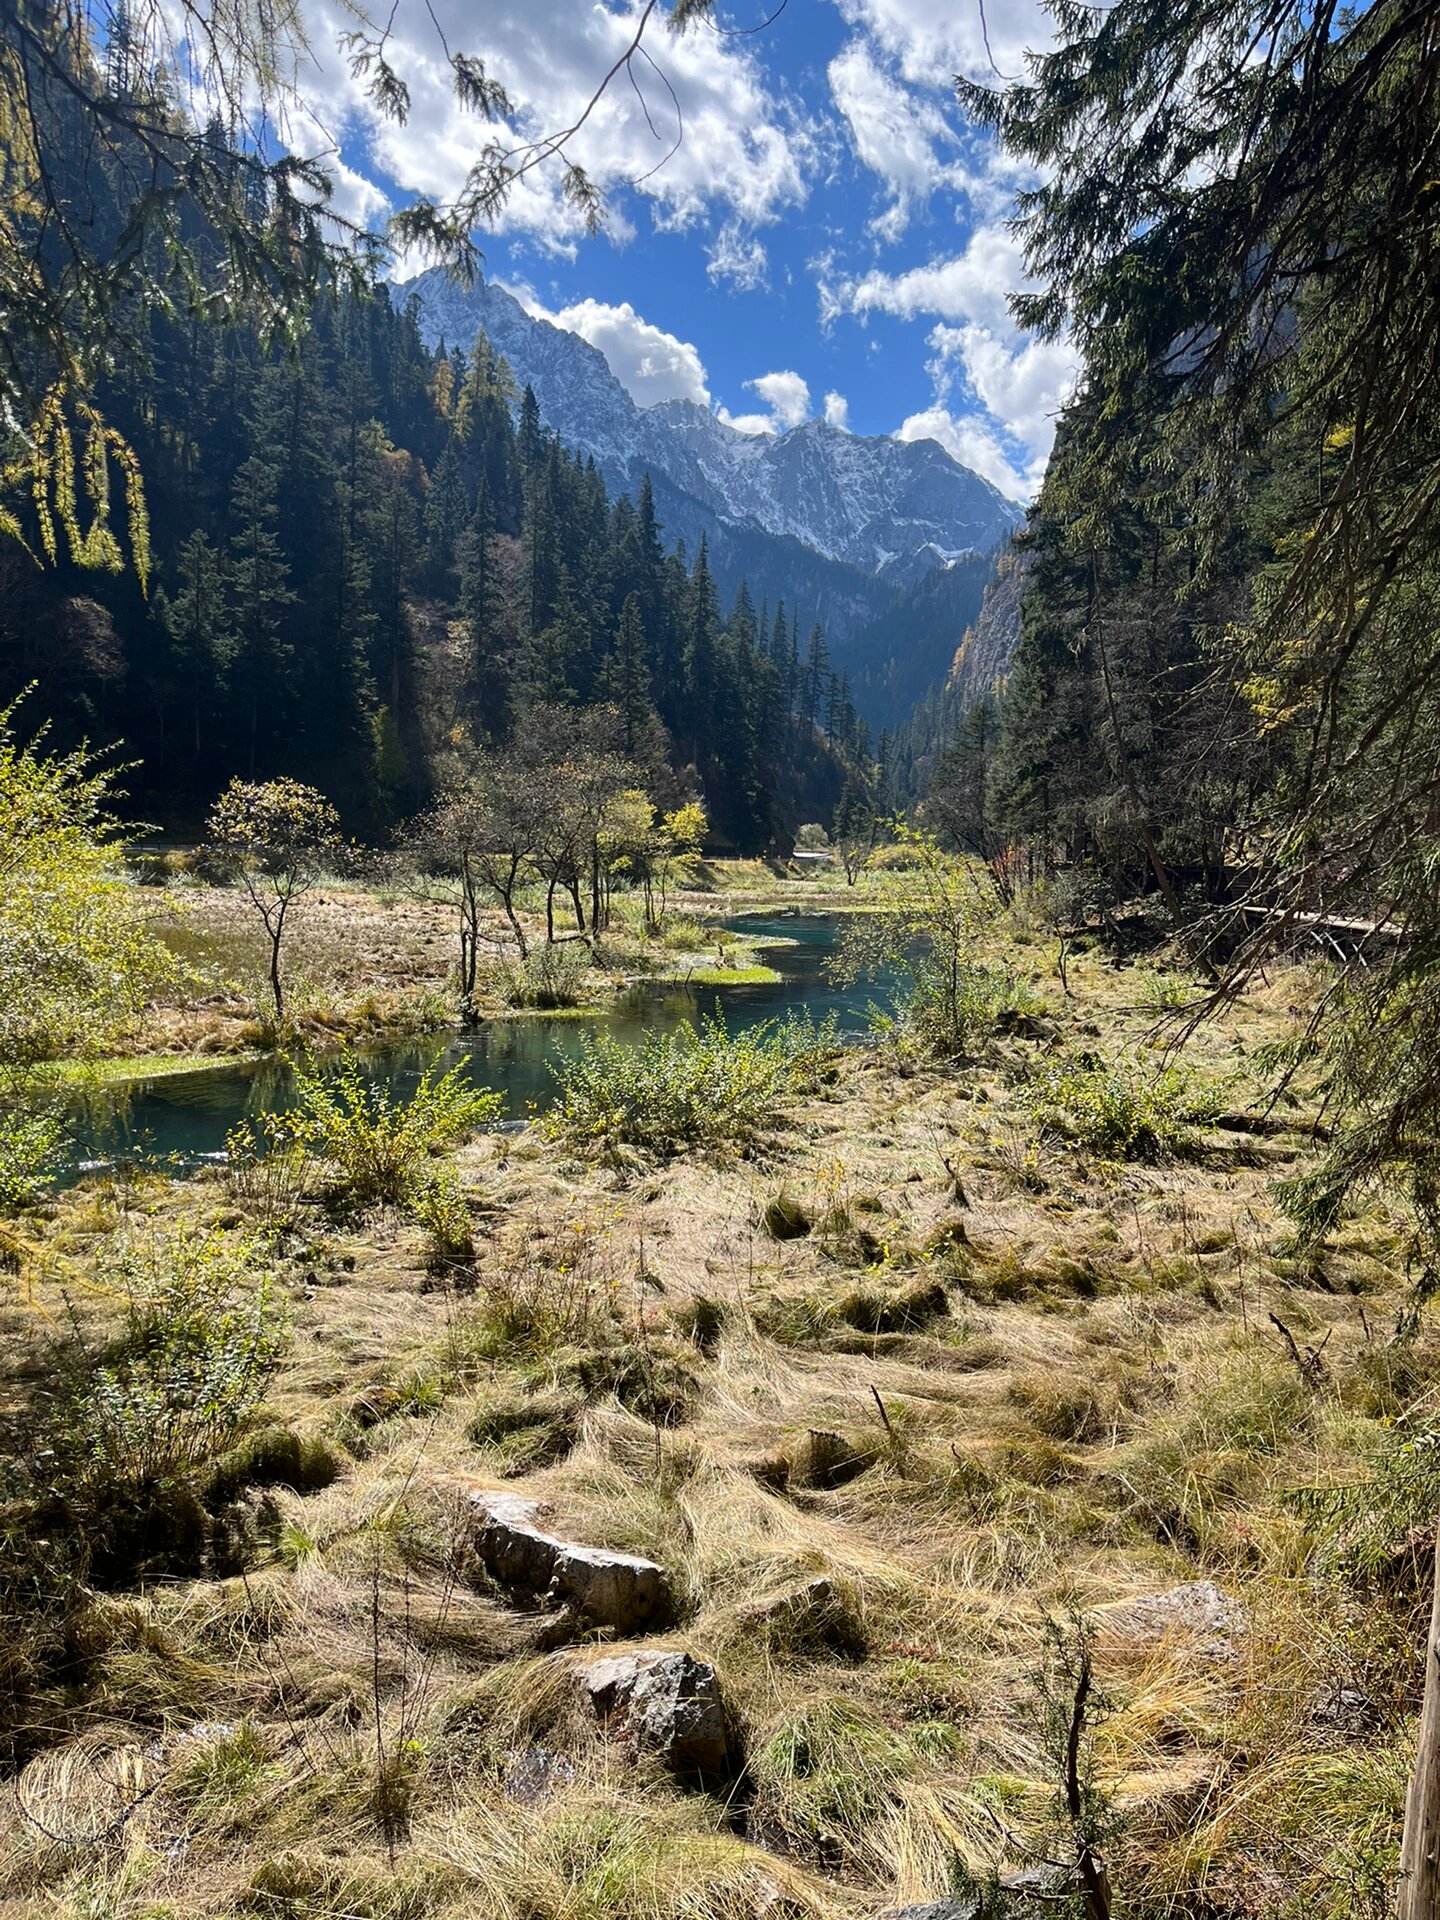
[399,267,1020,586]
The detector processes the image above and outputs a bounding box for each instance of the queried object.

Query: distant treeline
[1,53,870,851]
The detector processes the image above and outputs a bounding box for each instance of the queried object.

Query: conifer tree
[162,528,233,763]
[601,592,654,755]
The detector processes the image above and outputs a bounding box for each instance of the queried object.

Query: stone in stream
[471,1491,673,1636]
[581,1649,731,1783]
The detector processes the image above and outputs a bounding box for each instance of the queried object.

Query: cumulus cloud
[818,220,1075,499]
[838,223,1031,332]
[827,40,955,234]
[928,323,1075,460]
[824,390,850,430]
[518,294,711,407]
[895,408,1035,502]
[716,409,779,436]
[289,0,810,258]
[748,370,812,428]
[715,369,814,435]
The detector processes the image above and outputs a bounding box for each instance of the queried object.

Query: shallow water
[63,914,890,1177]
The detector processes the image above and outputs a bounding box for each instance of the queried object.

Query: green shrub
[64,1225,287,1476]
[831,825,1031,1058]
[225,1111,315,1232]
[411,1166,476,1272]
[287,1050,501,1210]
[0,1104,60,1210]
[1019,1052,1220,1159]
[1297,1417,1440,1605]
[40,1224,289,1582]
[541,1013,821,1160]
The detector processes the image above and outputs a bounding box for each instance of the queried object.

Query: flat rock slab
[1096,1579,1245,1659]
[880,1902,983,1920]
[581,1648,730,1783]
[471,1492,673,1636]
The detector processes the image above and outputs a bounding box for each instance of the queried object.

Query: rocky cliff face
[401,267,1019,609]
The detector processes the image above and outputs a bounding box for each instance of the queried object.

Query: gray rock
[1096,1580,1245,1659]
[1311,1681,1374,1734]
[582,1649,730,1783]
[880,1901,983,1920]
[502,1744,576,1804]
[471,1493,673,1635]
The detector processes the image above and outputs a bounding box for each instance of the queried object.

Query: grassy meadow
[0,864,1425,1920]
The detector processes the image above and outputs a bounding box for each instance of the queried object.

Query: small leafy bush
[1020,1052,1220,1159]
[287,1050,501,1210]
[833,824,1023,1059]
[0,1104,60,1210]
[63,1224,288,1483]
[226,1112,316,1232]
[411,1166,476,1273]
[35,1224,289,1583]
[542,1013,819,1160]
[1297,1417,1440,1606]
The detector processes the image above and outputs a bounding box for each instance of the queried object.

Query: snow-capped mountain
[400,268,1020,586]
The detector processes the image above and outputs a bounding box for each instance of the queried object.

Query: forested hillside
[0,61,869,850]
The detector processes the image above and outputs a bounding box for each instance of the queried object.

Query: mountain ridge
[400,267,1020,608]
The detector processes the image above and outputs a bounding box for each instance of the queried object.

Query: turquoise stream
[63,914,888,1177]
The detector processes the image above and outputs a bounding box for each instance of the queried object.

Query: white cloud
[928,322,1075,461]
[838,223,1031,332]
[706,222,770,293]
[716,369,815,435]
[895,407,1035,501]
[831,0,1051,89]
[517,293,711,407]
[818,220,1075,498]
[824,390,850,430]
[291,0,810,260]
[827,40,953,231]
[716,408,778,436]
[748,369,811,428]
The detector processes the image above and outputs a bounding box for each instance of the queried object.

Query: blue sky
[287,0,1074,499]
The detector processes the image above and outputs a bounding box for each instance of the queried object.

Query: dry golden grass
[0,937,1426,1919]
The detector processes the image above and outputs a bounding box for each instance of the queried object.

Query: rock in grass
[471,1492,673,1635]
[1096,1579,1244,1659]
[879,1900,983,1920]
[581,1649,730,1784]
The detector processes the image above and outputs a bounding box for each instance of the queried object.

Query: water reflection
[63,914,886,1178]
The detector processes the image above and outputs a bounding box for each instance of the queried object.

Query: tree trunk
[1400,1527,1440,1918]
[269,933,285,1018]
